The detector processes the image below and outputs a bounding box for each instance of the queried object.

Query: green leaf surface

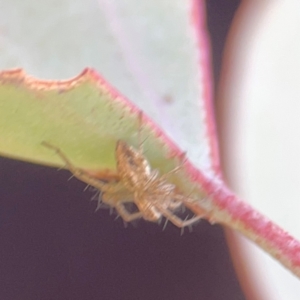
[0,69,177,174]
[0,0,217,177]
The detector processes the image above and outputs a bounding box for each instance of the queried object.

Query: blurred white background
[218,1,300,299]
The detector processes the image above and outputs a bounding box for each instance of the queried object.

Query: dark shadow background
[0,1,243,299]
[206,0,241,90]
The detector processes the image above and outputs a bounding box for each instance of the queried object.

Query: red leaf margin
[189,0,300,280]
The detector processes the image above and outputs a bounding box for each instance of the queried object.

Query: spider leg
[42,141,122,193]
[162,218,169,230]
[114,202,144,222]
[101,185,134,203]
[137,111,151,156]
[155,204,201,228]
[137,111,144,154]
[172,193,199,208]
[166,198,182,210]
[159,152,187,181]
[143,170,159,190]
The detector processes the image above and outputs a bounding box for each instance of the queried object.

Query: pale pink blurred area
[218,1,300,299]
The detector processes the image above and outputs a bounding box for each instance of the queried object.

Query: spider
[42,113,201,228]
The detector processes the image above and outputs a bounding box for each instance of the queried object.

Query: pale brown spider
[42,113,201,228]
